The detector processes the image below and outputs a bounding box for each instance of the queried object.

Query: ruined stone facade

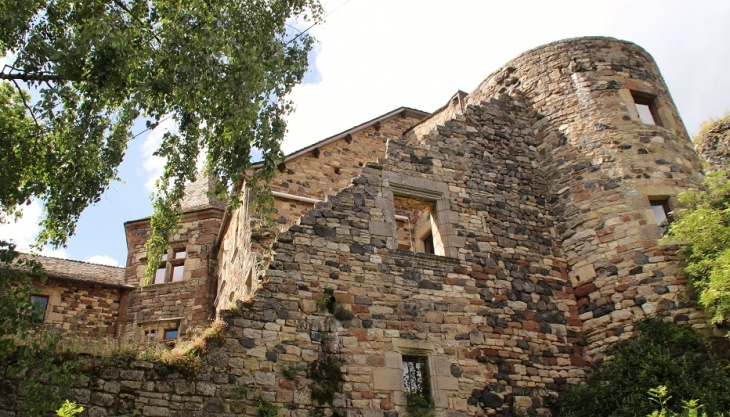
[4,36,711,417]
[696,115,730,170]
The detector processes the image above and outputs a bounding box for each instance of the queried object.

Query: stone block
[385,351,402,369]
[372,368,403,391]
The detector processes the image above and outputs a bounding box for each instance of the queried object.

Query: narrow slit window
[632,91,662,126]
[422,232,435,255]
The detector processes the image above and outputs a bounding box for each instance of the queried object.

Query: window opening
[422,232,435,255]
[394,196,440,255]
[145,330,158,339]
[632,91,662,126]
[164,328,179,340]
[650,198,672,235]
[151,247,187,284]
[29,294,48,322]
[402,355,431,407]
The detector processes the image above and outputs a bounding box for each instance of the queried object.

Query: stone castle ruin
[4,36,710,416]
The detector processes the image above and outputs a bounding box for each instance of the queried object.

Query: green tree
[667,169,730,326]
[1,1,320,413]
[1,0,321,270]
[558,318,730,417]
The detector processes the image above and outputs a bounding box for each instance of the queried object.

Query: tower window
[152,247,187,284]
[632,91,662,126]
[650,198,672,235]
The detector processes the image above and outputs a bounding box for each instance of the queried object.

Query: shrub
[558,318,730,417]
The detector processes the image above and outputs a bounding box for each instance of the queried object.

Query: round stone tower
[463,37,705,361]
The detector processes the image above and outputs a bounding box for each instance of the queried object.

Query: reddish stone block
[522,320,540,331]
[574,283,597,299]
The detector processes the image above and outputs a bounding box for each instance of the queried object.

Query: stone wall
[30,277,126,338]
[122,208,223,339]
[412,37,706,361]
[696,116,730,170]
[270,115,423,227]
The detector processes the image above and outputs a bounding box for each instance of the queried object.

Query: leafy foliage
[8,329,83,417]
[308,356,344,405]
[56,400,84,417]
[557,318,730,417]
[666,169,730,325]
[647,386,711,417]
[0,243,48,374]
[1,0,322,268]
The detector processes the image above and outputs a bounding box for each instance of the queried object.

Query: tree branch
[0,71,63,83]
[10,79,42,133]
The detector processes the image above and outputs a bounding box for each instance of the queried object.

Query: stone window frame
[389,339,456,410]
[139,318,182,343]
[648,196,674,236]
[29,294,49,322]
[382,172,459,258]
[152,246,188,285]
[401,354,433,407]
[630,90,662,126]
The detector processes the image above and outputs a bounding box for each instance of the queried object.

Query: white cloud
[140,117,177,192]
[85,255,120,267]
[282,0,730,153]
[0,201,67,258]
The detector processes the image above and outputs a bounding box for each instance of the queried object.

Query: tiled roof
[17,254,131,288]
[179,175,227,213]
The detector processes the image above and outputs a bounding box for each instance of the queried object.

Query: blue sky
[3,0,730,267]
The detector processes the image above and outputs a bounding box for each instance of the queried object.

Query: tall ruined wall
[213,94,583,416]
[216,188,260,312]
[122,208,223,339]
[447,37,705,360]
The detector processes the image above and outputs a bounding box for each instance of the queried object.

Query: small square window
[164,328,179,340]
[145,330,158,339]
[29,294,49,322]
[174,250,186,259]
[632,91,662,126]
[650,198,672,235]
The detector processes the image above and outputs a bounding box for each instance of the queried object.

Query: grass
[24,319,228,375]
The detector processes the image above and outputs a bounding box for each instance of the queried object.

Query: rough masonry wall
[122,209,223,339]
[696,116,730,170]
[31,277,125,337]
[216,188,260,312]
[444,37,705,361]
[213,95,582,417]
[270,116,423,226]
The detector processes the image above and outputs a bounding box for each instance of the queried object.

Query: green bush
[558,318,730,417]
